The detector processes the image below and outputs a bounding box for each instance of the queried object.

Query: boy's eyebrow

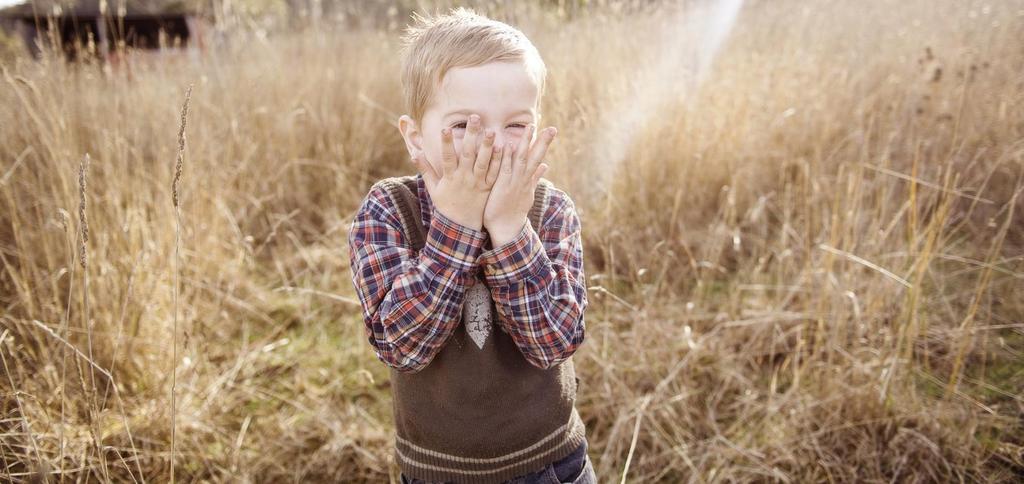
[442,108,534,120]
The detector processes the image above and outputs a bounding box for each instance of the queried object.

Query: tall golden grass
[1,0,1022,481]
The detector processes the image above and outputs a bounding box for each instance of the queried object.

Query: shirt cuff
[421,208,487,274]
[479,222,548,286]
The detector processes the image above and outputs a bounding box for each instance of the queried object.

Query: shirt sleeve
[477,189,589,370]
[347,182,486,373]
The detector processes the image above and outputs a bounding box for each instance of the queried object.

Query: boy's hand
[483,123,556,246]
[411,114,502,231]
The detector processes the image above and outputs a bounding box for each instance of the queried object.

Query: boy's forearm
[350,200,486,373]
[477,197,588,370]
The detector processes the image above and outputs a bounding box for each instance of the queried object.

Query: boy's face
[399,60,540,173]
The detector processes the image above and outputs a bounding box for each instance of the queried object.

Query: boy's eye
[450,122,528,130]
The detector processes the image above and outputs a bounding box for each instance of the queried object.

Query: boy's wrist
[485,216,529,247]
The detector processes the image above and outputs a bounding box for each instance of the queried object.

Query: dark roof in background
[0,0,203,18]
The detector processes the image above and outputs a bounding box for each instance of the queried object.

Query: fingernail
[550,127,558,137]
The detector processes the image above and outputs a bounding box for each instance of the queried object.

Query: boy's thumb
[411,152,439,185]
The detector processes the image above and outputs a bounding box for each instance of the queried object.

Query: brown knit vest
[376,175,586,484]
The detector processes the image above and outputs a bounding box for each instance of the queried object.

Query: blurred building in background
[0,0,613,60]
[0,0,209,58]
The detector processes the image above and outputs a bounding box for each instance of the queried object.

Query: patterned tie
[463,278,492,350]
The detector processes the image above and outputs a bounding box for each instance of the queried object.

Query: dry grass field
[1,0,1023,481]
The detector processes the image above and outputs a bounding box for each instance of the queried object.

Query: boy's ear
[398,115,424,159]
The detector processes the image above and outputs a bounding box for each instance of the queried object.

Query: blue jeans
[400,440,597,484]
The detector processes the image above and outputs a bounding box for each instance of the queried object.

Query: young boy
[347,7,596,484]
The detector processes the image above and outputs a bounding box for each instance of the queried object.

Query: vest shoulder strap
[377,175,426,250]
[528,178,552,233]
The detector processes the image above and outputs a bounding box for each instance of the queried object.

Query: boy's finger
[502,141,515,175]
[531,162,548,186]
[440,128,457,175]
[413,151,440,186]
[460,114,481,169]
[474,129,495,180]
[486,144,503,186]
[526,127,556,176]
[514,124,534,176]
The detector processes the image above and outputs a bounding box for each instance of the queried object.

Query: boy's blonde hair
[399,7,547,125]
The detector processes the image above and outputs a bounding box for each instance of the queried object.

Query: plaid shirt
[347,173,588,373]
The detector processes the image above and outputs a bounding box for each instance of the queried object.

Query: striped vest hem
[394,406,588,484]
